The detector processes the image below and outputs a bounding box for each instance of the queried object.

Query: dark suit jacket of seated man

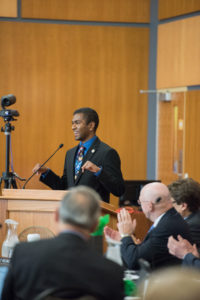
[183,253,200,268]
[2,186,124,300]
[32,107,125,203]
[104,182,192,270]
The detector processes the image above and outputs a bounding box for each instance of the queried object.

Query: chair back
[18,226,55,241]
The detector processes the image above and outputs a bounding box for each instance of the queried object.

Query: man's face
[171,198,183,216]
[72,113,93,142]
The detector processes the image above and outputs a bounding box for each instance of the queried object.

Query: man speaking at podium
[33,107,125,203]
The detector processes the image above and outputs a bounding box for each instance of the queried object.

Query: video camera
[0,94,19,122]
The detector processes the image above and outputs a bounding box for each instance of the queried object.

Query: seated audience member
[2,186,124,300]
[104,182,191,270]
[168,178,200,249]
[168,235,200,268]
[142,267,200,300]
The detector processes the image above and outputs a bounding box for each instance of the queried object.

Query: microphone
[22,144,64,189]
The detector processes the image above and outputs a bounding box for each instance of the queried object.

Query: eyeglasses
[171,200,177,204]
[137,198,162,205]
[137,199,149,205]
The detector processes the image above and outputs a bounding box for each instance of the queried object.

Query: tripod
[0,121,17,188]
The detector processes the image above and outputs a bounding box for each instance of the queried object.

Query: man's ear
[88,121,95,132]
[181,202,188,212]
[55,208,59,223]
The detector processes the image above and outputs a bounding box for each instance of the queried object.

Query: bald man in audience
[104,182,191,270]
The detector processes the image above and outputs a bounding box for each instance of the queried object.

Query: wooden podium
[0,189,151,251]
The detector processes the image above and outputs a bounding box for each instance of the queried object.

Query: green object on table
[91,214,110,236]
[124,279,137,296]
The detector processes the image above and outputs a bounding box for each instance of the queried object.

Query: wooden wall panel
[184,90,200,182]
[157,16,200,89]
[0,22,149,197]
[159,0,200,20]
[21,0,150,23]
[0,0,17,17]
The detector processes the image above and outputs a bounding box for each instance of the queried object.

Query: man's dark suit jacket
[40,137,125,203]
[121,208,192,270]
[186,211,200,249]
[2,233,124,300]
[183,253,200,268]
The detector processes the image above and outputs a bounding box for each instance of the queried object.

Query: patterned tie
[74,145,85,180]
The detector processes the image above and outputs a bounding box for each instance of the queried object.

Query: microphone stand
[22,144,64,189]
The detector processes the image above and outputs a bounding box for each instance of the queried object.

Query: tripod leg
[12,178,17,189]
[7,178,12,189]
[2,173,18,189]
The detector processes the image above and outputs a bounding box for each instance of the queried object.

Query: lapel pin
[91,149,95,153]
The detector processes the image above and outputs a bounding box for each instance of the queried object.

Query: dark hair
[168,178,200,213]
[73,107,99,132]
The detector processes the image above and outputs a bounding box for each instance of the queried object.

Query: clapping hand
[104,226,121,241]
[168,235,199,259]
[117,208,136,236]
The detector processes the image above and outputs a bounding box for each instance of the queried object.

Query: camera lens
[1,94,16,109]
